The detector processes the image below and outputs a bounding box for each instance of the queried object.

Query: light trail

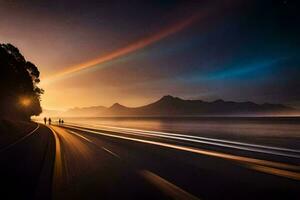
[98,125,300,153]
[65,123,300,159]
[61,125,300,180]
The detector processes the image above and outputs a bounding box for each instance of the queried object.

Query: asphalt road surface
[0,122,299,200]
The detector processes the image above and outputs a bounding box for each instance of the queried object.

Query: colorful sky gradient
[0,0,299,110]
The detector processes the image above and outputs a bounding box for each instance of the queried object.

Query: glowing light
[20,97,31,107]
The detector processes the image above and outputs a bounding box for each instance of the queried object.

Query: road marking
[68,130,92,142]
[140,170,200,200]
[48,126,63,191]
[0,123,40,153]
[102,147,120,159]
[65,128,121,159]
[63,125,300,180]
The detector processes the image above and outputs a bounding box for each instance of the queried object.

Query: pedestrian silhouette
[61,119,64,125]
[48,117,52,125]
[59,118,61,125]
[44,117,47,124]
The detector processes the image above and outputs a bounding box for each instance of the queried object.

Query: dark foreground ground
[0,120,36,148]
[0,120,55,199]
[0,121,299,200]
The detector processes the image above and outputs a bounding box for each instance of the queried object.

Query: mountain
[39,109,63,117]
[59,95,295,117]
[101,95,295,116]
[63,106,106,117]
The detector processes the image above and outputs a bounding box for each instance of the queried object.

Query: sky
[0,0,299,110]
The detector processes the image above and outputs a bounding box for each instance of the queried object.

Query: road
[1,122,300,199]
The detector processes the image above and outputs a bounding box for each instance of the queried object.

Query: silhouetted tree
[0,43,43,120]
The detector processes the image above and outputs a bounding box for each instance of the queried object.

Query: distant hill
[64,106,106,117]
[40,109,63,117]
[52,95,295,117]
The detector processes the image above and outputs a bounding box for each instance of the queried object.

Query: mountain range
[41,95,296,117]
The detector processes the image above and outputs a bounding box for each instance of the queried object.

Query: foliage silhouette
[0,43,43,120]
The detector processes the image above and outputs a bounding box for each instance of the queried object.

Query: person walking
[59,118,61,125]
[44,117,47,125]
[48,117,52,125]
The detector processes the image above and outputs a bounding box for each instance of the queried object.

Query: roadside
[0,121,55,200]
[0,119,36,149]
